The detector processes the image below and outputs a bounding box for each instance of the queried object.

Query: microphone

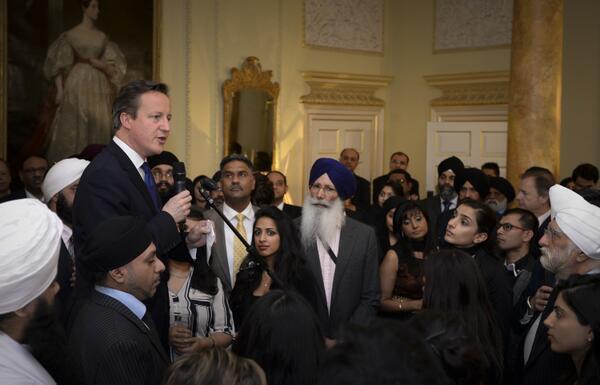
[201,178,218,191]
[173,162,187,232]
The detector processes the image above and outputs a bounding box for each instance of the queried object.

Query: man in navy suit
[70,216,169,385]
[72,80,208,341]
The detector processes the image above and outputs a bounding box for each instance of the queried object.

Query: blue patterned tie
[141,162,161,210]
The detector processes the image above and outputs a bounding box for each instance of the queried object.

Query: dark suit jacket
[298,217,380,338]
[203,205,259,295]
[0,188,27,203]
[419,194,443,238]
[351,174,371,209]
[516,287,573,385]
[282,203,302,219]
[71,141,184,341]
[69,291,169,385]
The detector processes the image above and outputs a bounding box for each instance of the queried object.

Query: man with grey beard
[518,184,600,385]
[419,156,464,240]
[299,158,379,344]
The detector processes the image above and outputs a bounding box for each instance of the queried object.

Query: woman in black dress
[229,206,319,329]
[379,201,435,318]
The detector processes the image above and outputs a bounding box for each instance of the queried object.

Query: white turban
[550,184,600,260]
[42,158,90,202]
[0,199,63,314]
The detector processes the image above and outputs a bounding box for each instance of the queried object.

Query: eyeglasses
[544,226,565,240]
[498,223,527,232]
[310,184,337,196]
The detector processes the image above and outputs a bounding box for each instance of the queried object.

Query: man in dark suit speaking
[70,216,169,385]
[298,158,380,344]
[72,80,208,338]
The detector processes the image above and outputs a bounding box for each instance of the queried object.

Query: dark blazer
[419,194,443,238]
[56,241,74,326]
[69,291,169,385]
[203,205,259,295]
[282,203,302,219]
[71,141,185,340]
[298,217,380,338]
[351,174,371,209]
[531,215,551,258]
[0,188,27,203]
[516,287,573,385]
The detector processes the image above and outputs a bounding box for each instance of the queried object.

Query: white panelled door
[304,106,384,184]
[425,121,507,192]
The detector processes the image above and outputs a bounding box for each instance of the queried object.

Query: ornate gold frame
[222,56,280,156]
[0,0,162,160]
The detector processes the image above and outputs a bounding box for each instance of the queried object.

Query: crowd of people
[1,79,600,385]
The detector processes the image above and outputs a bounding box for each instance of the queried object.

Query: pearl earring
[588,336,594,343]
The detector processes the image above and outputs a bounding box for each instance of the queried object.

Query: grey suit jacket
[298,216,380,338]
[204,205,259,295]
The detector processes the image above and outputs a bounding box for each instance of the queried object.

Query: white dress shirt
[222,202,255,283]
[113,136,146,181]
[0,332,56,384]
[316,227,341,312]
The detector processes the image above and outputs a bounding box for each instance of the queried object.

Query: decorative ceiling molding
[301,71,393,107]
[424,71,510,106]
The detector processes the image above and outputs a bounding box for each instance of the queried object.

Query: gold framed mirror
[223,57,279,171]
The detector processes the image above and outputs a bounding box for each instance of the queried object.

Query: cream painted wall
[560,0,600,180]
[160,0,597,203]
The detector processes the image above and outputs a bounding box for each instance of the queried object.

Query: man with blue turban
[298,158,380,345]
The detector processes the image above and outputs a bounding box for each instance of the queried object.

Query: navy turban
[148,151,179,168]
[309,158,356,200]
[454,168,490,200]
[438,156,464,176]
[489,176,516,202]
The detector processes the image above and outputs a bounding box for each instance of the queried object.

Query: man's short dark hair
[390,151,409,163]
[389,168,410,179]
[577,187,600,208]
[520,167,555,197]
[112,80,169,130]
[502,208,539,232]
[20,154,48,170]
[219,154,254,171]
[481,162,500,176]
[267,170,287,186]
[572,163,599,184]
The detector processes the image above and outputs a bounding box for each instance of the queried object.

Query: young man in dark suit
[267,170,302,219]
[70,216,169,385]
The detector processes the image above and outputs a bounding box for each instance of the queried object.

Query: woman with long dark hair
[167,214,234,361]
[379,201,434,318]
[423,249,503,385]
[233,290,325,385]
[544,274,600,385]
[229,206,319,328]
[443,199,513,353]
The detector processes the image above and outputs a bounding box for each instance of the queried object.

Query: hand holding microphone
[162,162,191,228]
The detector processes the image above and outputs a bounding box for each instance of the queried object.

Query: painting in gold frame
[0,0,161,165]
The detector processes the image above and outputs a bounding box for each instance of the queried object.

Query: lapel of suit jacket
[330,220,356,309]
[526,287,558,367]
[205,209,231,290]
[91,291,169,363]
[304,242,328,309]
[107,141,157,214]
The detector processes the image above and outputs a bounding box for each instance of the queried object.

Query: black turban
[437,156,464,176]
[80,216,154,272]
[148,151,179,168]
[489,176,516,202]
[454,168,490,200]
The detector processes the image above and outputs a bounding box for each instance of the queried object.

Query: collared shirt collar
[223,201,254,221]
[25,189,44,202]
[277,202,284,211]
[504,252,533,277]
[95,285,146,320]
[538,210,551,228]
[113,136,145,179]
[61,225,73,248]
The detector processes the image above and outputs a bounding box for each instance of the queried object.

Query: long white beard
[301,195,345,249]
